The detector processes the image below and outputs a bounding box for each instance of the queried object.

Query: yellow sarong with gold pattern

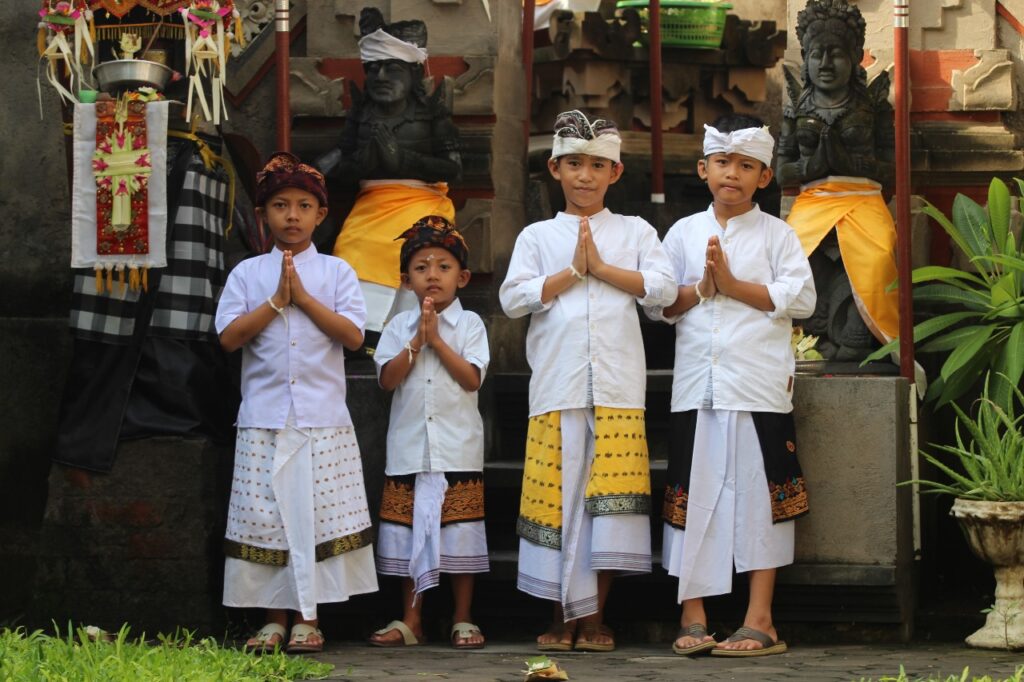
[517,407,651,549]
[786,176,900,342]
[333,182,455,289]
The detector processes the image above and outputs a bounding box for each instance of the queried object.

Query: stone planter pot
[950,499,1024,650]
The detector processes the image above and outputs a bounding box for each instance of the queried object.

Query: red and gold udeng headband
[255,151,328,207]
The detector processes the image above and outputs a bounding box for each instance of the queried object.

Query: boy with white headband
[651,114,816,657]
[500,110,676,652]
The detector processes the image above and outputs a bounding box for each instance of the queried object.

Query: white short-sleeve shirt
[215,245,366,428]
[651,205,816,413]
[499,209,677,416]
[374,298,489,476]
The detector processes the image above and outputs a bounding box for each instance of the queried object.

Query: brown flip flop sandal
[672,623,717,656]
[710,626,788,657]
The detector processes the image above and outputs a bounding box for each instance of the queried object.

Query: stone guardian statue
[778,0,899,362]
[319,9,462,348]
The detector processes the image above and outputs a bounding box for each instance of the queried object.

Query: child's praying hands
[705,235,734,295]
[271,250,292,309]
[419,296,440,347]
[572,216,589,276]
[581,216,606,276]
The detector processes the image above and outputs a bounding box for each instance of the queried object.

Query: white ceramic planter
[950,499,1024,650]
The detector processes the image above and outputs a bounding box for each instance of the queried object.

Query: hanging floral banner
[180,0,243,124]
[37,1,95,108]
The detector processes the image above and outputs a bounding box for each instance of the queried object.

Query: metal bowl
[95,59,173,94]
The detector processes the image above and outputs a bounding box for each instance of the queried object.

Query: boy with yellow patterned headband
[369,216,490,649]
[216,152,377,654]
[500,111,676,652]
[652,114,816,657]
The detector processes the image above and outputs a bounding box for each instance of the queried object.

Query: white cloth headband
[551,135,622,163]
[359,28,428,64]
[702,124,775,166]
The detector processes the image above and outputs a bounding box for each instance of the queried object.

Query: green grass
[860,666,1024,682]
[0,625,334,681]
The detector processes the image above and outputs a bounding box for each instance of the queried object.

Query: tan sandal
[451,622,485,650]
[574,624,615,652]
[244,623,286,653]
[287,623,324,654]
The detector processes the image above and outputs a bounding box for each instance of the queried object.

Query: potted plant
[912,372,1024,650]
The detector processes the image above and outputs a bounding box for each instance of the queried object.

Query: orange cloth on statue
[332,182,455,289]
[786,177,900,341]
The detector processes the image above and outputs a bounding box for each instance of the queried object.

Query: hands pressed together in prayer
[696,235,734,300]
[407,296,441,354]
[571,215,607,279]
[271,250,314,311]
[541,215,647,304]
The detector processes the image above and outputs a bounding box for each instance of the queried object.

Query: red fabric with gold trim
[94,99,150,257]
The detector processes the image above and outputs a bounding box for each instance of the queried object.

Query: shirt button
[712,357,718,365]
[713,327,719,333]
[428,416,433,421]
[427,378,432,384]
[291,340,296,346]
[290,378,296,384]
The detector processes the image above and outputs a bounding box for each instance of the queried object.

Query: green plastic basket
[616,0,732,49]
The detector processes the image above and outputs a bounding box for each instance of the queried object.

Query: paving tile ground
[310,642,1023,681]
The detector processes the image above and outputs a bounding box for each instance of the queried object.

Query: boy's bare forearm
[590,262,646,297]
[721,279,775,311]
[663,284,699,317]
[541,268,581,304]
[431,336,482,392]
[219,303,279,352]
[296,297,364,350]
[379,340,417,391]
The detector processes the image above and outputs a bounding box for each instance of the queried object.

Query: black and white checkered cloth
[69,142,229,343]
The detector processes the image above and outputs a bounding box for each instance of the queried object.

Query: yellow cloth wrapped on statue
[786,176,900,342]
[518,407,651,549]
[333,181,455,289]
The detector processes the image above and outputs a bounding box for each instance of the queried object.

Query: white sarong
[223,420,378,619]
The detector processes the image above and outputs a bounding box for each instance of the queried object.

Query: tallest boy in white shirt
[652,114,816,658]
[500,110,676,652]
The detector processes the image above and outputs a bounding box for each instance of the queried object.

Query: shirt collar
[272,243,319,264]
[437,297,464,327]
[555,207,612,225]
[704,203,762,231]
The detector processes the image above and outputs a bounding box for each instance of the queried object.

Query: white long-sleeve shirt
[215,245,366,428]
[374,298,489,476]
[650,205,816,414]
[499,209,677,417]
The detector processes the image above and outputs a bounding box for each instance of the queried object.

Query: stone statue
[778,0,900,363]
[318,8,461,347]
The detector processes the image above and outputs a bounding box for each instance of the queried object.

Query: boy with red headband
[216,152,378,653]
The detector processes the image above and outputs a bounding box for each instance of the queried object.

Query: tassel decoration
[37,26,47,57]
[106,266,113,293]
[95,266,103,293]
[142,267,149,293]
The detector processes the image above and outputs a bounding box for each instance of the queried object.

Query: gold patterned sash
[224,527,374,567]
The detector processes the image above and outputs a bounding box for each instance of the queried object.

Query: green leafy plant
[906,372,1024,501]
[865,178,1024,407]
[0,624,334,681]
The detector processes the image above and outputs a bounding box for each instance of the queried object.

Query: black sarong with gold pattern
[662,410,809,530]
